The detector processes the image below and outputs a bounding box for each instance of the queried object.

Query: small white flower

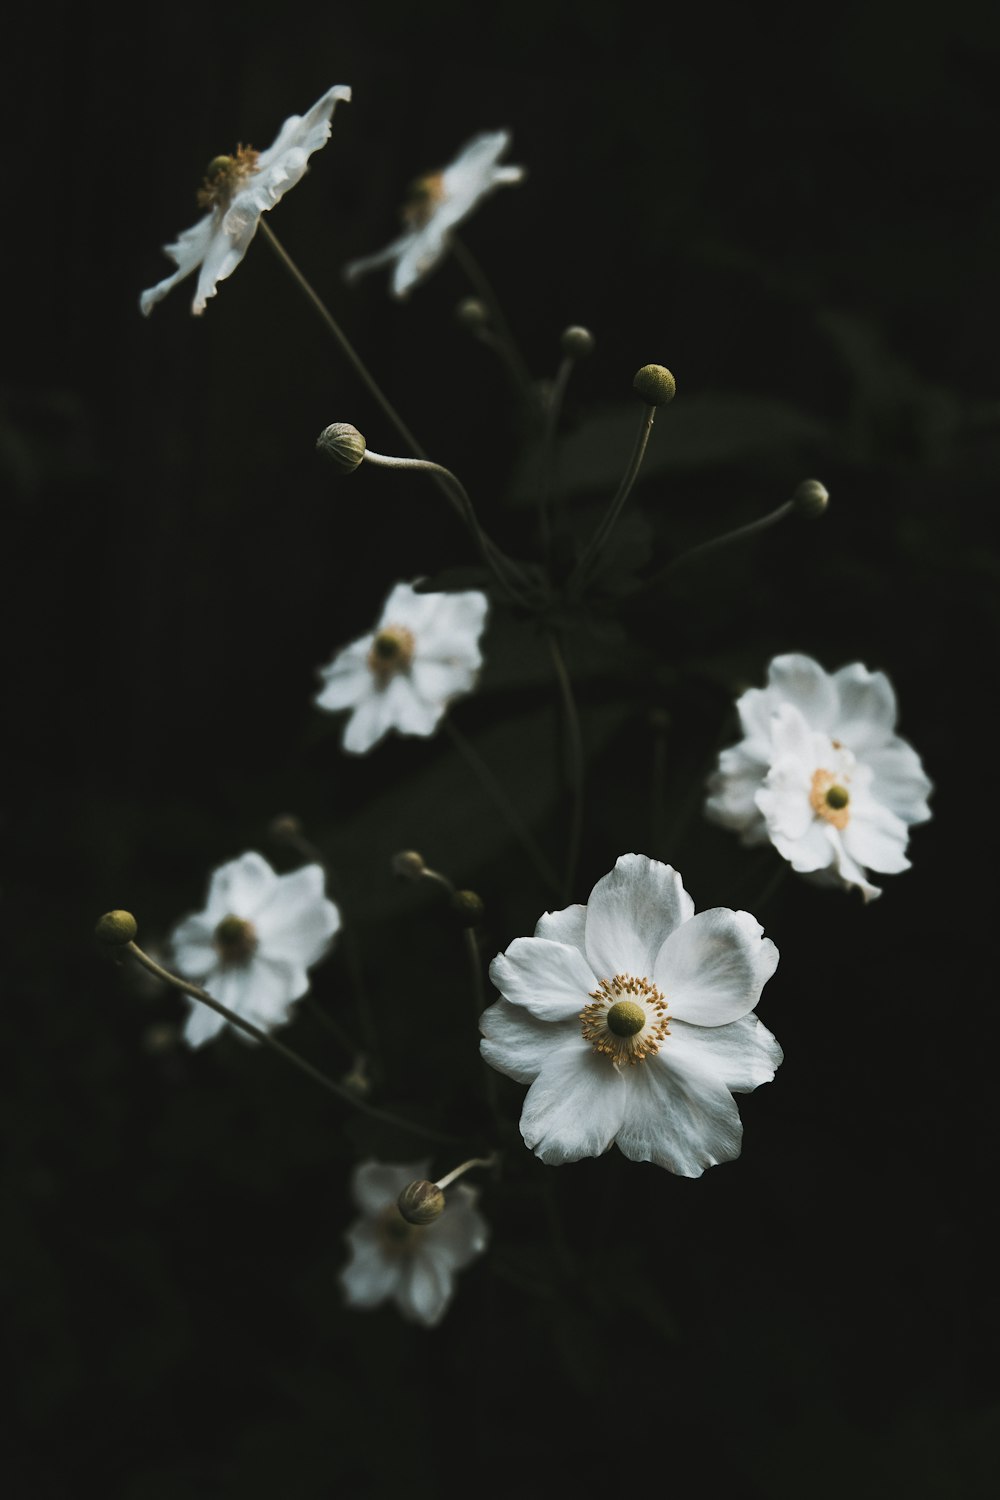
[705,653,933,901]
[315,580,489,754]
[140,84,351,316]
[340,1160,488,1328]
[480,854,781,1178]
[169,851,340,1047]
[343,130,525,298]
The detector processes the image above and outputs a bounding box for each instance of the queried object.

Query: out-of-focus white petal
[398,1252,453,1327]
[169,914,216,979]
[655,908,778,1026]
[204,851,277,922]
[339,1221,400,1309]
[831,662,898,749]
[253,865,340,967]
[765,653,839,728]
[865,742,933,824]
[183,993,228,1049]
[351,1160,427,1217]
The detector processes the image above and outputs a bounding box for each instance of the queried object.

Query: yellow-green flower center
[213,914,258,966]
[368,624,415,683]
[402,171,446,228]
[197,145,261,210]
[810,767,851,828]
[580,975,670,1068]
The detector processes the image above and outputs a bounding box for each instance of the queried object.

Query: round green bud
[316,422,367,473]
[451,889,485,927]
[95,910,138,946]
[792,478,829,518]
[632,364,676,406]
[560,325,595,359]
[456,296,490,330]
[606,999,646,1037]
[392,850,427,881]
[397,1180,446,1226]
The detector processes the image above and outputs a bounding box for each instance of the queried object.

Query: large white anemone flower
[315,580,489,754]
[168,851,340,1047]
[480,854,781,1177]
[140,84,351,316]
[340,1160,488,1328]
[342,130,525,298]
[705,653,933,902]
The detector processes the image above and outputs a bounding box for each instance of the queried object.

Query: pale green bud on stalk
[456,296,490,331]
[397,1179,447,1226]
[95,910,138,945]
[316,422,367,473]
[792,478,830,518]
[450,889,485,927]
[632,364,676,406]
[560,325,595,359]
[392,850,427,881]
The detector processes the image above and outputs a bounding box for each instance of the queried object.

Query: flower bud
[560,325,595,359]
[392,850,427,881]
[792,478,829,518]
[456,296,490,331]
[397,1179,446,1226]
[269,813,302,841]
[316,422,367,473]
[632,364,676,405]
[95,909,138,945]
[451,889,485,927]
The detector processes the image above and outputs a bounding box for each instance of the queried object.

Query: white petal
[756,754,814,843]
[665,1015,783,1094]
[479,998,568,1083]
[254,84,351,175]
[409,658,478,705]
[824,829,883,901]
[212,956,298,1033]
[421,589,489,650]
[343,234,414,286]
[764,654,838,730]
[584,854,695,980]
[704,743,769,833]
[351,1160,428,1217]
[831,662,898,750]
[864,742,933,824]
[169,914,216,979]
[519,1048,626,1163]
[654,908,778,1025]
[376,581,437,632]
[425,1188,489,1270]
[190,209,256,315]
[340,1222,399,1309]
[253,865,341,967]
[534,903,588,953]
[340,676,416,753]
[182,993,227,1048]
[488,937,595,1021]
[399,1251,453,1326]
[392,223,450,296]
[842,798,911,874]
[315,643,372,712]
[139,214,217,315]
[770,816,837,874]
[614,1051,743,1176]
[204,851,277,922]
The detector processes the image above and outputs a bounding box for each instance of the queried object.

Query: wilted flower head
[705,653,933,901]
[340,1160,488,1327]
[480,854,781,1177]
[140,84,351,316]
[315,580,489,754]
[343,130,525,298]
[168,851,340,1046]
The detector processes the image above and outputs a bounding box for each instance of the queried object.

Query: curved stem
[568,403,657,594]
[639,499,795,594]
[450,236,536,406]
[124,941,462,1146]
[537,353,574,556]
[545,631,585,903]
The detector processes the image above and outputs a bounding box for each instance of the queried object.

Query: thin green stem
[259,220,428,462]
[536,353,574,556]
[639,499,795,594]
[443,718,561,897]
[450,236,536,407]
[568,403,657,594]
[124,941,461,1146]
[545,630,585,903]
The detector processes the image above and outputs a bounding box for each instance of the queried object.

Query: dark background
[7,2,1000,1495]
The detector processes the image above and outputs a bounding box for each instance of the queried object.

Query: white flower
[705,653,933,902]
[315,580,489,754]
[168,851,340,1047]
[140,84,351,316]
[343,130,525,298]
[340,1160,488,1328]
[480,854,781,1178]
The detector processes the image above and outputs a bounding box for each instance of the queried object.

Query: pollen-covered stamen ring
[402,171,446,228]
[580,974,670,1067]
[212,914,258,966]
[367,624,416,684]
[810,767,851,829]
[196,144,261,210]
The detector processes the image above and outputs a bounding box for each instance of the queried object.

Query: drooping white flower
[480,854,781,1178]
[169,851,340,1047]
[343,130,525,298]
[140,84,351,316]
[705,653,933,901]
[340,1160,488,1328]
[315,580,489,754]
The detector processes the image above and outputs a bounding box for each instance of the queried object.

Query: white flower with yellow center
[340,1160,488,1328]
[479,854,781,1177]
[343,130,525,298]
[140,84,351,316]
[705,653,933,901]
[168,851,340,1047]
[315,581,489,754]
